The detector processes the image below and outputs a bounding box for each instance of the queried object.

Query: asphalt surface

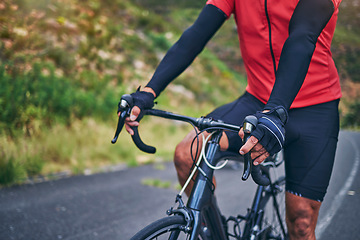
[0,130,359,240]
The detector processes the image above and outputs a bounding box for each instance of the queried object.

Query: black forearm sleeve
[265,0,335,110]
[146,4,226,97]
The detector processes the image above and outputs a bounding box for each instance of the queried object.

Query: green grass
[0,115,195,184]
[0,157,27,186]
[141,178,172,189]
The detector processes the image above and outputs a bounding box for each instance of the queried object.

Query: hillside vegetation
[0,0,359,185]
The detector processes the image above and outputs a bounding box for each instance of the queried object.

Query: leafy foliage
[0,0,244,185]
[0,62,115,135]
[341,100,360,128]
[0,0,246,136]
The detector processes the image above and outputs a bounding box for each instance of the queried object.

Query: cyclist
[123,0,342,239]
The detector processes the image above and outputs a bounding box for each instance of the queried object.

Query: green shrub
[343,48,360,83]
[148,32,172,51]
[46,47,76,74]
[24,154,45,176]
[0,62,74,134]
[341,100,360,129]
[0,61,121,135]
[0,156,26,186]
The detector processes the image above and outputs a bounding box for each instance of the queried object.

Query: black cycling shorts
[206,92,340,202]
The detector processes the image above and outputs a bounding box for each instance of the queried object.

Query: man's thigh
[284,100,340,202]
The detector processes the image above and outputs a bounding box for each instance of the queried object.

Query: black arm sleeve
[265,0,335,110]
[146,4,227,97]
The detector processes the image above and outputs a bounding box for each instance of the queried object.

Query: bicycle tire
[130,215,209,240]
[259,174,287,240]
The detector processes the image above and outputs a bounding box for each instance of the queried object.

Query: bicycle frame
[186,130,228,240]
[178,130,286,240]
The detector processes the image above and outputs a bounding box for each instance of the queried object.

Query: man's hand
[239,130,270,166]
[239,106,288,165]
[121,87,156,135]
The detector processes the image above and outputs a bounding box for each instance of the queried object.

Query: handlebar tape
[131,126,156,154]
[242,150,270,186]
[251,165,270,186]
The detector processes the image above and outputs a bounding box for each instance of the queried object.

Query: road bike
[112,94,288,240]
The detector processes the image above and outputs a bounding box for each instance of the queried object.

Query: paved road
[0,131,359,240]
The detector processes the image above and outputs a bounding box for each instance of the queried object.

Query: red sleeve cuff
[206,0,234,18]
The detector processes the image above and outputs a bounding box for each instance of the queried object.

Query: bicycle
[112,94,288,240]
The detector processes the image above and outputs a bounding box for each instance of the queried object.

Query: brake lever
[241,115,257,181]
[111,94,133,144]
[241,115,270,186]
[111,110,129,144]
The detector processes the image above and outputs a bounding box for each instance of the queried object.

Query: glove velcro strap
[263,106,288,125]
[251,106,287,155]
[258,116,285,149]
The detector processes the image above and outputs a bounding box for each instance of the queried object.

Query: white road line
[315,133,360,239]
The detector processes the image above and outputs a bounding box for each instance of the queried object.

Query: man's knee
[287,207,312,237]
[286,192,321,239]
[174,131,197,170]
[174,140,190,169]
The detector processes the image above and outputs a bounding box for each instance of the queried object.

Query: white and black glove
[250,106,288,155]
[118,87,155,118]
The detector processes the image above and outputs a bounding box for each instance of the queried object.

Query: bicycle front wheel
[260,175,287,240]
[130,215,209,240]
